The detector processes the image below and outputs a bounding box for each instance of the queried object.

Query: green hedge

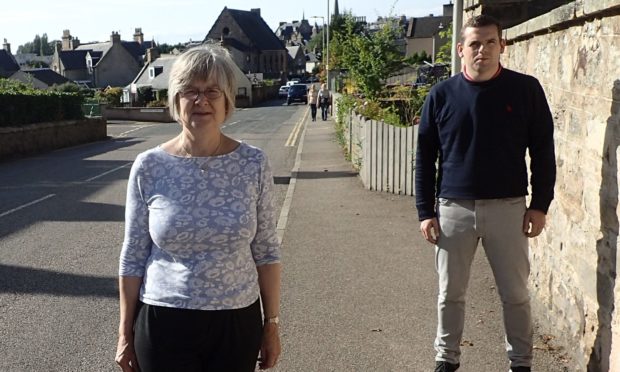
[0,79,84,127]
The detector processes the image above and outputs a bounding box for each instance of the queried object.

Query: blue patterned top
[119,142,281,310]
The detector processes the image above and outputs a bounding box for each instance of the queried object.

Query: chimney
[3,38,10,54]
[111,31,121,44]
[145,47,160,63]
[71,37,80,49]
[443,3,454,17]
[250,8,260,16]
[62,29,73,50]
[133,27,144,44]
[429,14,434,17]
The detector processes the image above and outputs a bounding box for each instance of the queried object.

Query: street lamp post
[326,0,330,87]
[431,22,444,65]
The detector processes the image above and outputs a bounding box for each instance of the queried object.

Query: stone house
[406,3,453,62]
[0,40,19,78]
[275,17,314,46]
[462,0,620,370]
[51,28,155,88]
[125,50,253,107]
[10,68,71,89]
[286,45,306,78]
[204,7,288,80]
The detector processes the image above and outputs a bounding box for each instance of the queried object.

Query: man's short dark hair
[461,14,502,40]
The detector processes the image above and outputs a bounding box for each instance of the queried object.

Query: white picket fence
[339,106,418,196]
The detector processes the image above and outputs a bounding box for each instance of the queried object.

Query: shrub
[0,78,84,126]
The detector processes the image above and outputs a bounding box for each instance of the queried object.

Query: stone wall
[102,106,173,122]
[0,118,107,161]
[464,1,620,370]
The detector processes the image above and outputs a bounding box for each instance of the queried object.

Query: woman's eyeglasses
[180,88,223,101]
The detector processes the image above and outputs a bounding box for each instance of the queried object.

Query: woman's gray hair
[168,44,237,122]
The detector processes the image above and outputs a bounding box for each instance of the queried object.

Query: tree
[333,15,403,99]
[16,34,55,55]
[434,23,452,65]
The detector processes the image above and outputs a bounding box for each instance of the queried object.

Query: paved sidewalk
[273,113,568,371]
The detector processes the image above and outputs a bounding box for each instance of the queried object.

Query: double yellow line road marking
[285,107,309,147]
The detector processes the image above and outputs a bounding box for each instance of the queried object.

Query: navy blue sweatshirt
[415,68,556,220]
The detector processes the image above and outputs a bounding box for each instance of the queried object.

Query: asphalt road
[0,98,306,372]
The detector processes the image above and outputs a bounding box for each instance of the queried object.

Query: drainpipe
[451,0,463,76]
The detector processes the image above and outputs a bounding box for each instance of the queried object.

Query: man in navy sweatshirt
[415,15,556,372]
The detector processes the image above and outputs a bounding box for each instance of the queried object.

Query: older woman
[115,44,281,372]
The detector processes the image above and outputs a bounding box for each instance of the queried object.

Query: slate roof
[0,50,19,76]
[407,16,451,38]
[131,55,177,90]
[76,40,153,65]
[21,68,71,86]
[207,8,285,51]
[59,50,90,70]
[286,45,301,59]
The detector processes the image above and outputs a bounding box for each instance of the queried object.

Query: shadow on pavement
[294,170,359,179]
[0,263,117,298]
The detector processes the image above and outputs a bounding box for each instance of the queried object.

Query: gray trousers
[435,197,532,368]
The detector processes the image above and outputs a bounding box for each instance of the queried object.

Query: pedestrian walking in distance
[115,44,282,372]
[318,83,331,121]
[415,15,556,372]
[308,84,319,121]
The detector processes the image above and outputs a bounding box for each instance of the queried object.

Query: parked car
[287,84,308,105]
[278,85,289,99]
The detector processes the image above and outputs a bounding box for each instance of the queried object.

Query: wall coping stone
[505,0,620,42]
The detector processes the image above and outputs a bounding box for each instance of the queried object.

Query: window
[149,67,155,79]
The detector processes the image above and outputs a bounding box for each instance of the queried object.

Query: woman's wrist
[264,315,279,325]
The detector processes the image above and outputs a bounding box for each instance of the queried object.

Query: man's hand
[420,217,440,244]
[523,209,546,238]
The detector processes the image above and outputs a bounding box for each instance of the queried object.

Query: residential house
[405,3,453,62]
[10,68,71,89]
[0,39,19,78]
[305,52,319,74]
[204,7,288,80]
[51,28,155,88]
[286,45,306,78]
[275,16,314,46]
[13,53,53,69]
[125,50,253,107]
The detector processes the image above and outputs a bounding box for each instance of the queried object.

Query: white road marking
[0,194,56,219]
[115,125,155,138]
[276,111,309,243]
[83,163,132,182]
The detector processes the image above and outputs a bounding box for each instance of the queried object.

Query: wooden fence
[341,111,418,196]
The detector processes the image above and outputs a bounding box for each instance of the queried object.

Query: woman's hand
[259,323,281,369]
[115,333,139,372]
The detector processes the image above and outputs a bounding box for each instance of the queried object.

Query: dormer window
[86,58,93,74]
[149,66,163,79]
[222,27,230,37]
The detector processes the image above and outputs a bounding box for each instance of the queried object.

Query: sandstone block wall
[0,119,107,161]
[464,1,620,370]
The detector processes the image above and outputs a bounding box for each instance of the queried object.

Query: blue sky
[2,0,449,50]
